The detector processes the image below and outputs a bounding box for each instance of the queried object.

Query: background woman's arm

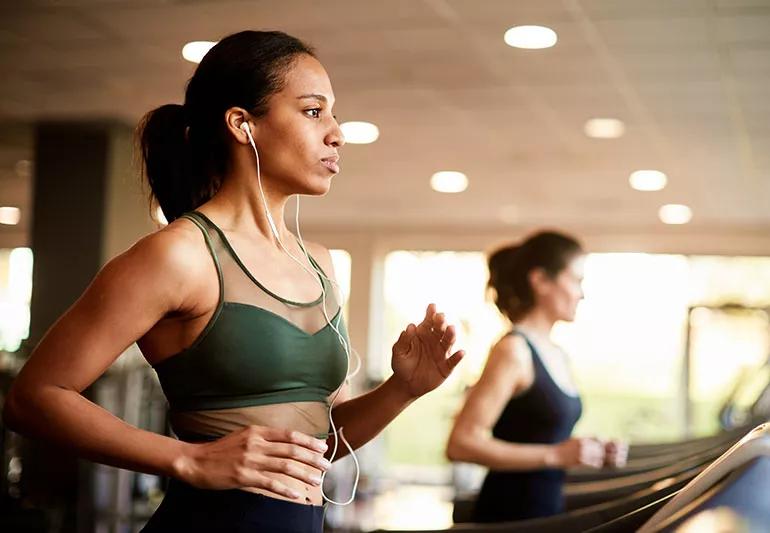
[446,335,604,470]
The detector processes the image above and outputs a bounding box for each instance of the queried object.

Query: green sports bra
[152,211,349,413]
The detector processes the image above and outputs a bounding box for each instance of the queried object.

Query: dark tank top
[473,330,583,523]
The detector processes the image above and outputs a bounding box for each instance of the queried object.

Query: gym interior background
[1,1,770,532]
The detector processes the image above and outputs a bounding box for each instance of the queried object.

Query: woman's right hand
[174,425,331,499]
[551,437,605,469]
[604,439,629,468]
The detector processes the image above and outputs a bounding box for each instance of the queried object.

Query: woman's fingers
[242,472,302,500]
[446,349,465,371]
[431,324,455,363]
[417,305,437,338]
[265,442,331,472]
[234,427,332,492]
[401,305,463,365]
[431,312,448,338]
[188,426,336,493]
[416,303,449,342]
[580,438,606,468]
[254,455,325,487]
[392,328,411,356]
[439,324,456,348]
[423,303,436,323]
[604,439,629,467]
[437,349,465,378]
[259,427,328,454]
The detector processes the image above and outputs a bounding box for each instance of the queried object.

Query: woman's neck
[205,166,294,248]
[515,309,556,341]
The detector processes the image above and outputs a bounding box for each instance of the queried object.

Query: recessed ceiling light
[430,171,468,193]
[0,206,21,226]
[659,204,692,225]
[630,170,667,191]
[339,121,379,144]
[504,25,558,49]
[584,118,625,139]
[182,41,217,64]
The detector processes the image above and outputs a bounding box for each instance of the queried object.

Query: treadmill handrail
[567,437,738,483]
[565,441,731,496]
[639,422,770,532]
[627,424,749,458]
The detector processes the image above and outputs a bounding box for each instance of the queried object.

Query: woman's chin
[296,181,332,197]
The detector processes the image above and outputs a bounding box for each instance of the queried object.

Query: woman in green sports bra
[3,30,465,532]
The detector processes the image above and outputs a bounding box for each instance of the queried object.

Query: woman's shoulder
[104,217,212,287]
[69,217,215,322]
[134,217,207,262]
[489,332,534,372]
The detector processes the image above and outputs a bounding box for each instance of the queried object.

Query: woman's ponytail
[137,104,195,223]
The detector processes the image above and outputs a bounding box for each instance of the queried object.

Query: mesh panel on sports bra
[194,211,342,335]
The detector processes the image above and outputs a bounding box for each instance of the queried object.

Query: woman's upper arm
[452,335,532,438]
[11,222,204,395]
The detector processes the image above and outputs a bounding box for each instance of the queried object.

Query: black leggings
[140,479,325,533]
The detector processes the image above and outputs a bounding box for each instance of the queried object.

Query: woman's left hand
[391,304,465,399]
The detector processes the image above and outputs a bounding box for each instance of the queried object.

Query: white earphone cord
[243,125,361,506]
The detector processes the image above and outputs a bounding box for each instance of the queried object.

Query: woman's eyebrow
[297,94,327,103]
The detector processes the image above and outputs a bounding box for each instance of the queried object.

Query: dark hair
[138,30,315,222]
[488,231,583,322]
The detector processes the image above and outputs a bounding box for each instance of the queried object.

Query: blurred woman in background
[446,231,627,522]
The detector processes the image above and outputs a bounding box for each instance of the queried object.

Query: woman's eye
[305,108,321,118]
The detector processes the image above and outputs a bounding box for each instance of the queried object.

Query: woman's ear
[528,268,549,296]
[225,107,252,145]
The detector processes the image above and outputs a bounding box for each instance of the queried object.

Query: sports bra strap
[179,212,225,332]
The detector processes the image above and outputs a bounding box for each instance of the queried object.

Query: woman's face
[249,54,344,196]
[533,255,585,323]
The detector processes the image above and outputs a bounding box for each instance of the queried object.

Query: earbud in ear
[240,122,250,133]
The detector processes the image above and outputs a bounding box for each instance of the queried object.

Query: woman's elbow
[446,432,471,462]
[2,379,44,435]
[445,441,461,462]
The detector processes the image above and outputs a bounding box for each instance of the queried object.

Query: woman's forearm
[4,384,191,479]
[447,431,560,471]
[325,375,415,461]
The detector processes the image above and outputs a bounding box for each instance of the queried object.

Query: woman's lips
[321,156,340,174]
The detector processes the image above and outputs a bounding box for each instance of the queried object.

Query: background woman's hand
[175,425,330,500]
[552,437,605,469]
[391,304,465,398]
[603,439,629,468]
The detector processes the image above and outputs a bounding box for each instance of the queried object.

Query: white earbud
[240,122,251,134]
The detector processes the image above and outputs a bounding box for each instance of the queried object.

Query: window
[0,248,33,353]
[379,251,507,466]
[378,251,770,472]
[329,249,352,321]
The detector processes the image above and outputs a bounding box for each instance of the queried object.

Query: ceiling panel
[0,0,768,240]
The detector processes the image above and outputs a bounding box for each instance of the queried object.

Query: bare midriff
[170,401,330,505]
